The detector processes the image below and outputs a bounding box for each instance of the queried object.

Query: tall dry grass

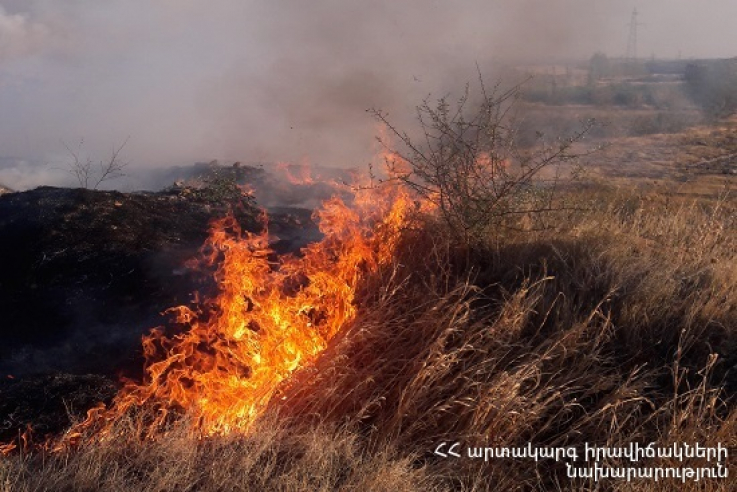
[270,185,736,490]
[2,185,736,491]
[1,415,437,492]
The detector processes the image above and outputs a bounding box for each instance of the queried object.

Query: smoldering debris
[147,160,358,210]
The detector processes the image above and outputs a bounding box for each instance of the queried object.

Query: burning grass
[270,185,737,490]
[0,183,412,454]
[2,181,735,491]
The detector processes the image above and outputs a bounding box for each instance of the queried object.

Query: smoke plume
[1,1,736,190]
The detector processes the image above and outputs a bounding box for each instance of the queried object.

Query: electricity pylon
[626,8,643,62]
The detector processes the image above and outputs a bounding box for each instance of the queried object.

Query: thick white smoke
[1,1,736,190]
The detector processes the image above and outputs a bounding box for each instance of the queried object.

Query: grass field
[2,84,736,491]
[2,173,735,490]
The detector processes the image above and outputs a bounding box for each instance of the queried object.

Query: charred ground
[0,180,319,442]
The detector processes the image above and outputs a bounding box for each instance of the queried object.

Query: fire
[52,179,417,447]
[275,161,315,185]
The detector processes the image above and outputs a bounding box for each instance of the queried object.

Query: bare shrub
[62,137,130,189]
[370,77,596,244]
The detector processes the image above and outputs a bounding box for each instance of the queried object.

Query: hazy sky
[1,1,736,189]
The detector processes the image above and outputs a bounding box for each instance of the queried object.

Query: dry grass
[0,416,436,492]
[577,114,737,197]
[2,185,736,491]
[273,185,736,490]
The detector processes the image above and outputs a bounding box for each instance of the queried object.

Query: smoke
[0,158,69,190]
[0,5,50,61]
[189,0,618,169]
[1,1,737,191]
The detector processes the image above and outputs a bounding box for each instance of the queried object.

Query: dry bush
[370,78,597,245]
[62,138,130,190]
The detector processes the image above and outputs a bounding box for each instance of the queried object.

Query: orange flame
[0,425,33,456]
[53,180,417,447]
[275,161,315,186]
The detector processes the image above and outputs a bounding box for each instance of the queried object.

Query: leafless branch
[93,137,130,189]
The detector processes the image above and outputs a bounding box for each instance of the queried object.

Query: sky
[1,1,736,190]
